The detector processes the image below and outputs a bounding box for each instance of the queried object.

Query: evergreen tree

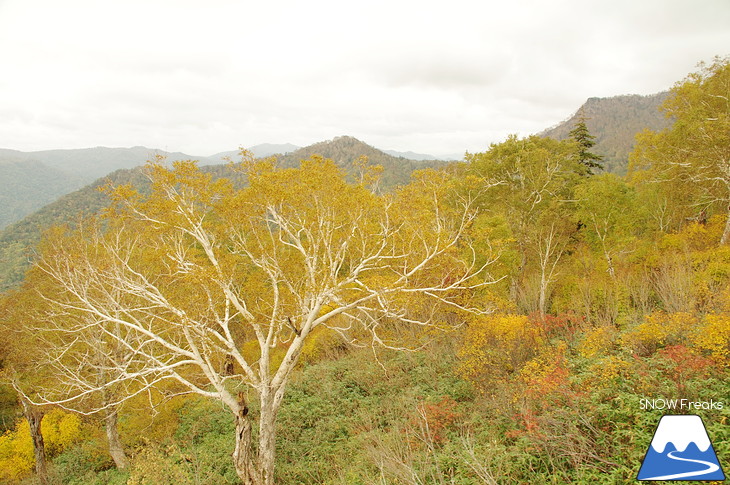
[569,114,604,175]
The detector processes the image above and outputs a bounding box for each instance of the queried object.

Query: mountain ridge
[0,136,448,290]
[540,92,672,174]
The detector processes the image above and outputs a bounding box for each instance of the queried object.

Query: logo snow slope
[638,415,725,481]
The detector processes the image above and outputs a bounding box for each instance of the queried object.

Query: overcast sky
[0,0,727,158]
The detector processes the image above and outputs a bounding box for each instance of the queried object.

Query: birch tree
[27,156,499,484]
[574,173,640,280]
[467,135,580,316]
[630,57,730,243]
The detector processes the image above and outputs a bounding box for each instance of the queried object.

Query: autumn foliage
[0,57,728,484]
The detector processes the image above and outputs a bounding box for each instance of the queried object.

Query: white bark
[29,161,501,484]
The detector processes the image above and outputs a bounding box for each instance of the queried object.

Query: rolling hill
[0,137,448,291]
[540,92,672,174]
[276,136,447,190]
[0,147,216,230]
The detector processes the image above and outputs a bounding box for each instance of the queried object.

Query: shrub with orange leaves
[409,396,461,448]
[532,311,584,340]
[658,345,716,393]
[519,342,572,407]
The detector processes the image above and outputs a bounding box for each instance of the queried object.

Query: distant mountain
[249,143,299,158]
[0,158,83,230]
[0,146,215,230]
[540,92,672,174]
[384,149,438,161]
[0,166,149,291]
[0,136,449,291]
[11,146,209,180]
[209,143,300,163]
[383,149,463,162]
[277,136,448,190]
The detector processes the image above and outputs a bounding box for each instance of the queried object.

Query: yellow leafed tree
[24,154,500,485]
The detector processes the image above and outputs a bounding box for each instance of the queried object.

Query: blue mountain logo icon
[638,415,725,481]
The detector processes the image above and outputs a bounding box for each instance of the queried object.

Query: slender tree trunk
[257,394,278,485]
[21,399,48,485]
[721,206,730,245]
[105,410,128,469]
[233,394,258,485]
[538,271,548,319]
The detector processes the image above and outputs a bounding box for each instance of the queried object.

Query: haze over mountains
[0,141,451,231]
[1,91,670,230]
[0,89,675,291]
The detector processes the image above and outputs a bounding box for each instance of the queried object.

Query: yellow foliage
[621,311,698,355]
[717,287,730,313]
[300,325,344,364]
[584,355,631,390]
[127,443,192,485]
[693,246,730,312]
[41,408,83,455]
[659,216,724,252]
[517,342,571,406]
[0,420,34,483]
[0,409,82,483]
[459,313,542,385]
[695,313,730,365]
[578,325,616,359]
[121,392,187,449]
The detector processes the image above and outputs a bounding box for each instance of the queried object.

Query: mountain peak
[540,92,671,174]
[274,136,447,191]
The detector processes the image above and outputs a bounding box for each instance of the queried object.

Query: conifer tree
[569,114,604,175]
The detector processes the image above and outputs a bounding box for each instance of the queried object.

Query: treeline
[0,57,728,484]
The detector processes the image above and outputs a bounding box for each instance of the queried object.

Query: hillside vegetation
[275,136,446,190]
[0,159,83,230]
[0,58,728,485]
[541,92,672,174]
[0,138,445,291]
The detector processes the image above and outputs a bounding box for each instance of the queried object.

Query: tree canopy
[14,155,498,484]
[630,56,730,242]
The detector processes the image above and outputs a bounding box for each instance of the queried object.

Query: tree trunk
[538,278,546,319]
[105,410,128,470]
[231,390,281,485]
[21,399,48,485]
[232,395,258,485]
[721,207,730,245]
[257,397,278,485]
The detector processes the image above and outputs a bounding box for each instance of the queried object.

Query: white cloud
[0,0,727,156]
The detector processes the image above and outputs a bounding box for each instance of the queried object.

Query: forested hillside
[541,92,672,174]
[0,58,728,485]
[0,147,215,230]
[275,136,447,189]
[0,139,444,291]
[0,158,83,230]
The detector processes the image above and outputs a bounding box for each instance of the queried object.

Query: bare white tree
[27,157,500,484]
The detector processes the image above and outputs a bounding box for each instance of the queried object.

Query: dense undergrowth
[4,306,729,484]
